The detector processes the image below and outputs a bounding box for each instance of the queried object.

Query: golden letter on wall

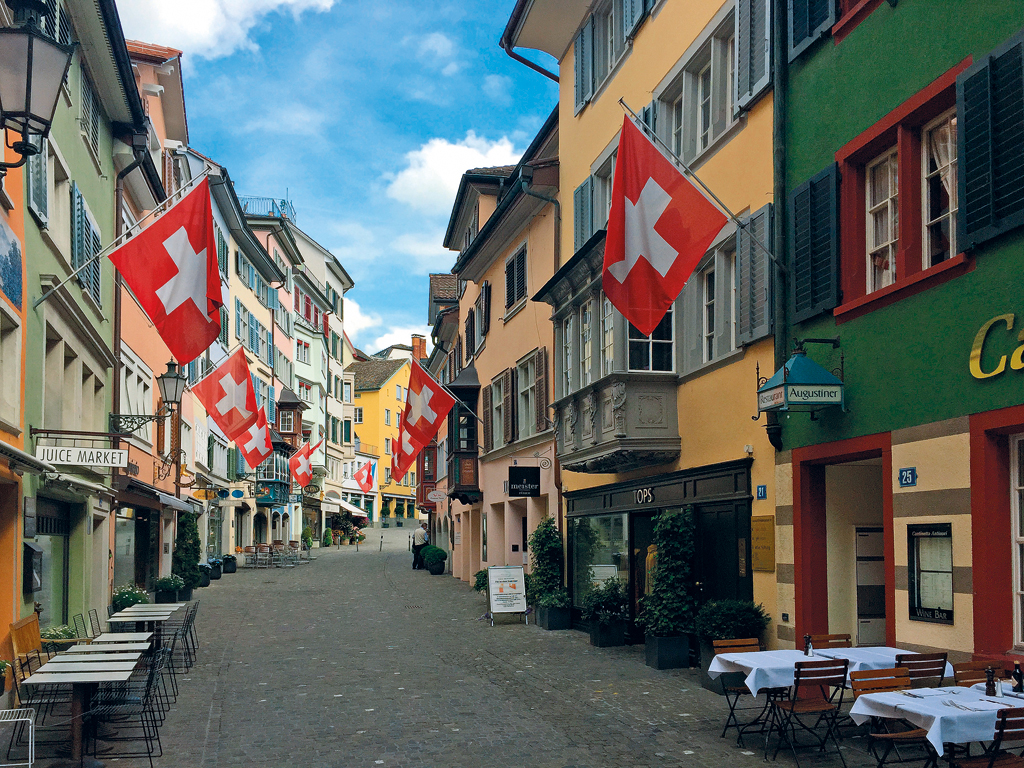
[970,314,1014,379]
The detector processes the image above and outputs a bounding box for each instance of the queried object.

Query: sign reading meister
[508,466,540,497]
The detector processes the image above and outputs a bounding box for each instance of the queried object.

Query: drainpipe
[766,0,789,452]
[499,3,559,83]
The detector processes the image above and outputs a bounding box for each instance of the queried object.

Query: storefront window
[1013,434,1024,646]
[570,514,628,609]
[113,511,136,589]
[907,522,953,624]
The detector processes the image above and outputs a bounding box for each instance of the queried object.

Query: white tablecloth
[708,650,818,697]
[814,647,955,680]
[850,684,1024,755]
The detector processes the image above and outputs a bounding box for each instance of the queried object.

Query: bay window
[580,300,593,387]
[628,308,673,372]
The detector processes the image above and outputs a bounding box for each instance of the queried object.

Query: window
[385,467,392,483]
[703,266,716,362]
[279,410,293,432]
[491,375,504,451]
[517,355,537,439]
[120,347,153,442]
[628,306,673,372]
[385,409,391,426]
[80,72,101,157]
[354,407,363,424]
[504,248,527,309]
[923,110,958,268]
[601,294,615,376]
[298,382,312,402]
[343,381,352,402]
[562,315,573,395]
[296,341,310,364]
[396,384,402,400]
[0,308,21,425]
[1014,435,1024,646]
[579,300,593,386]
[593,153,616,231]
[866,148,898,293]
[385,438,391,455]
[908,523,954,625]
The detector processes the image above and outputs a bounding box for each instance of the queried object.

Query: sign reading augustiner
[36,446,128,468]
[757,348,845,414]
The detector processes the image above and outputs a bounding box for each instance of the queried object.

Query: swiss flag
[289,438,323,488]
[238,407,272,469]
[191,348,258,442]
[353,459,376,493]
[109,178,223,363]
[603,116,727,336]
[401,360,455,447]
[391,419,421,483]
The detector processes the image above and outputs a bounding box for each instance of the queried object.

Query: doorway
[695,502,753,604]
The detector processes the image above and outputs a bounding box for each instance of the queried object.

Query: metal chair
[948,707,1024,768]
[0,707,35,767]
[850,667,937,768]
[88,650,166,768]
[87,609,102,639]
[895,652,948,688]
[712,637,787,745]
[768,657,850,768]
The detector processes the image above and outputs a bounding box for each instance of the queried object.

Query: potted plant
[694,599,771,692]
[208,557,223,579]
[222,553,237,574]
[172,511,201,600]
[302,526,314,551]
[421,545,447,575]
[638,508,699,670]
[0,660,10,709]
[580,577,628,647]
[154,574,185,603]
[322,529,333,548]
[112,583,150,611]
[528,518,571,631]
[197,563,212,588]
[473,569,488,595]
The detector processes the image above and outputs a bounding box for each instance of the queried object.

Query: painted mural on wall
[0,218,23,310]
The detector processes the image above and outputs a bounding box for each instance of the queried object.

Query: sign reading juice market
[36,446,128,468]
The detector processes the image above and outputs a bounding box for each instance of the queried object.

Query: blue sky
[120,0,558,353]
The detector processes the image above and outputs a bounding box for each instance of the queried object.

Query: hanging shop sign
[426,489,446,503]
[508,466,540,497]
[36,446,128,468]
[192,489,219,500]
[757,349,844,414]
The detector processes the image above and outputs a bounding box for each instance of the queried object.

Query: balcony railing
[238,196,297,221]
[354,440,378,456]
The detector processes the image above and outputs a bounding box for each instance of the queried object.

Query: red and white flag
[401,360,455,447]
[109,178,223,363]
[289,438,324,488]
[238,407,272,469]
[191,348,258,442]
[390,420,420,483]
[603,116,728,336]
[353,459,376,493]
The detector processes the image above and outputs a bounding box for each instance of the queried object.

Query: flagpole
[439,384,486,426]
[32,168,217,310]
[186,341,249,391]
[618,99,786,274]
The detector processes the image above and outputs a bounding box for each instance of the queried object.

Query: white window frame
[867,147,899,294]
[628,304,675,373]
[703,265,716,363]
[922,109,958,270]
[492,375,505,451]
[601,294,615,377]
[1013,434,1024,648]
[385,409,391,426]
[385,438,391,455]
[354,407,363,424]
[562,315,573,396]
[279,410,294,432]
[517,354,537,440]
[579,300,593,387]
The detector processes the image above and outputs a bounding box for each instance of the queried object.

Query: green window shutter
[234,297,242,339]
[227,447,237,480]
[789,164,838,323]
[736,204,774,345]
[219,306,229,345]
[217,228,227,274]
[957,31,1024,252]
[736,0,772,113]
[789,0,833,62]
[70,181,83,271]
[344,420,351,443]
[573,177,593,253]
[267,385,275,424]
[207,434,215,467]
[88,222,102,304]
[574,16,594,114]
[27,136,47,225]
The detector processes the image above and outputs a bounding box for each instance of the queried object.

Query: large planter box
[178,587,193,602]
[210,564,222,580]
[589,619,626,647]
[426,560,445,575]
[536,606,571,631]
[645,634,690,670]
[155,590,178,604]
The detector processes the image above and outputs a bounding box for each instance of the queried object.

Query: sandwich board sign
[487,565,528,626]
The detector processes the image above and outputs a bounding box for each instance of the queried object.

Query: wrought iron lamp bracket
[109,405,172,436]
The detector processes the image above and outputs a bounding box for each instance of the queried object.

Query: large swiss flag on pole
[603,116,727,337]
[109,177,223,363]
[402,360,455,447]
[191,348,258,443]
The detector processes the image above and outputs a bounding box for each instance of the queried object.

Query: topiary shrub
[172,511,202,591]
[421,545,447,566]
[579,578,628,625]
[322,529,333,548]
[301,526,314,550]
[693,599,771,641]
[528,517,564,606]
[638,507,699,637]
[473,569,488,592]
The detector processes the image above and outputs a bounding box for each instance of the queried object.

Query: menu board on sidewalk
[487,565,527,616]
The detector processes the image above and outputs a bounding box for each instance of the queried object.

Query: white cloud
[385,132,519,216]
[329,221,380,265]
[342,297,381,342]
[391,231,453,274]
[118,0,334,59]
[482,74,512,104]
[441,61,462,77]
[417,32,455,59]
[371,326,433,355]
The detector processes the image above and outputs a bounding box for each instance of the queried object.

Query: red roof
[126,40,183,63]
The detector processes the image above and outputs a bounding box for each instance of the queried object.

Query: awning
[757,349,845,414]
[43,472,114,498]
[0,442,56,475]
[158,492,192,513]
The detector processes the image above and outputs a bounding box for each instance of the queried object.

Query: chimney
[411,334,426,362]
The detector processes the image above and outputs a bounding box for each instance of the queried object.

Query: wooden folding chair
[850,667,938,768]
[768,657,850,768]
[895,652,948,688]
[810,633,852,649]
[949,707,1024,768]
[953,661,1011,688]
[712,638,770,742]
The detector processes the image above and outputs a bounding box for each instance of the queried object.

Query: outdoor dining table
[120,603,183,612]
[108,610,173,633]
[20,666,137,768]
[814,646,955,680]
[850,682,1024,755]
[39,660,139,673]
[65,642,152,653]
[44,652,142,662]
[91,632,153,643]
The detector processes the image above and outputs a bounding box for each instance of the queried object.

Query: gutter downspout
[766,0,788,452]
[499,1,559,83]
[517,177,564,536]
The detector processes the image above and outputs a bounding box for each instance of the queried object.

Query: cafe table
[814,646,955,680]
[708,649,818,697]
[21,666,137,768]
[849,683,1024,755]
[39,660,139,673]
[43,653,142,663]
[120,603,183,612]
[91,632,153,643]
[65,642,152,654]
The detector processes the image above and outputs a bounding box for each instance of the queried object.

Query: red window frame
[832,0,886,45]
[833,58,974,322]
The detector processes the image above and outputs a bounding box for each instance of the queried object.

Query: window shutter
[219,307,229,345]
[736,0,772,113]
[515,249,527,303]
[623,0,643,39]
[482,384,492,452]
[789,0,834,62]
[70,181,83,271]
[234,298,242,339]
[505,257,515,308]
[789,164,838,323]
[534,347,548,434]
[465,310,475,356]
[480,281,491,335]
[641,101,657,137]
[27,136,47,225]
[509,366,519,443]
[736,204,774,345]
[88,223,102,303]
[681,273,703,374]
[227,447,237,480]
[957,32,1024,252]
[574,178,593,253]
[268,385,276,424]
[574,16,594,114]
[501,369,514,446]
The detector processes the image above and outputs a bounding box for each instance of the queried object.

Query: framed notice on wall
[908,523,954,624]
[751,516,775,572]
[487,565,528,625]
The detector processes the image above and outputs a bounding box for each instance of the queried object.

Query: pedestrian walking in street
[412,522,429,569]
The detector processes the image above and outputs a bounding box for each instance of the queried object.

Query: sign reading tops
[757,350,845,414]
[36,446,128,468]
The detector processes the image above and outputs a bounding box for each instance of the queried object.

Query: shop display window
[570,513,628,610]
[907,522,953,624]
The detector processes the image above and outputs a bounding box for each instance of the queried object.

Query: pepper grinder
[803,634,813,657]
[986,666,997,697]
[1013,662,1023,694]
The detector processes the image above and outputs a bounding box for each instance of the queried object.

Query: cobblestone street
[45,527,884,768]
